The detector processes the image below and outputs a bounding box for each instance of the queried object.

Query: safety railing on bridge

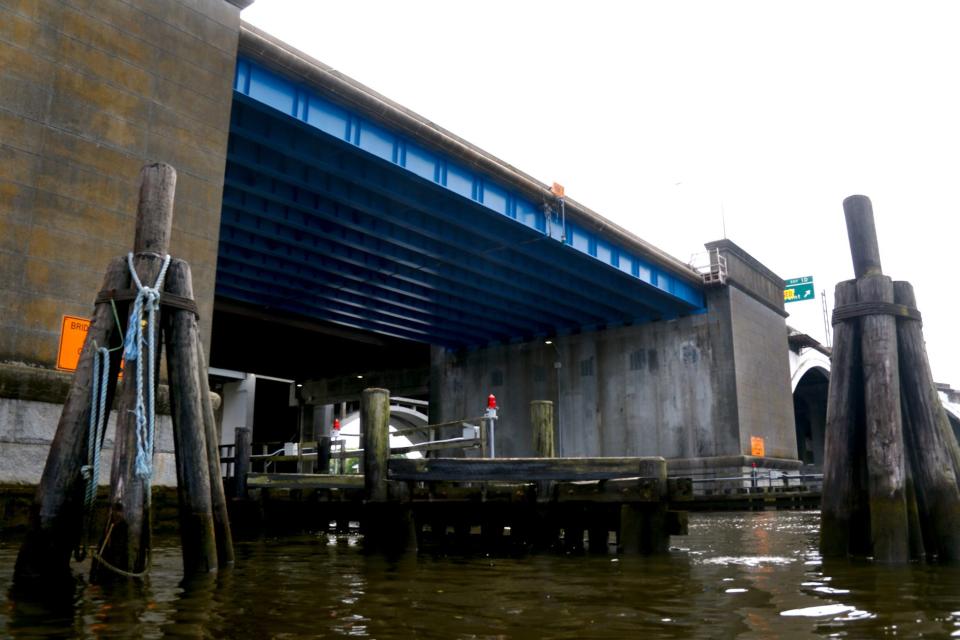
[689,248,728,286]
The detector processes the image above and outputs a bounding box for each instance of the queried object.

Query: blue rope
[83,346,110,509]
[123,252,171,481]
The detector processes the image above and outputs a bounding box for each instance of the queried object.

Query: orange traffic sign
[56,315,90,371]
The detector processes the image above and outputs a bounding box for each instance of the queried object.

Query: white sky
[243,1,959,386]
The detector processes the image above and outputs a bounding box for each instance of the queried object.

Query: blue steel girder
[228,109,674,322]
[216,248,500,344]
[217,221,547,341]
[216,281,447,345]
[217,230,537,340]
[233,57,704,310]
[221,58,707,346]
[221,159,625,327]
[220,187,591,334]
[215,264,489,346]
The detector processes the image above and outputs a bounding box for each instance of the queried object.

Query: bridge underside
[215,59,704,349]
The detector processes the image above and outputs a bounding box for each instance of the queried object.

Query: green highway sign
[784,276,815,304]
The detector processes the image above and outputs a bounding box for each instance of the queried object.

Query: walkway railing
[219,415,491,477]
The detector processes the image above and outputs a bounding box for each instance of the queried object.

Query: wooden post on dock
[163,259,218,574]
[14,257,130,586]
[360,388,416,553]
[93,163,176,579]
[530,400,557,545]
[531,401,556,458]
[362,388,390,503]
[618,458,669,554]
[234,427,252,499]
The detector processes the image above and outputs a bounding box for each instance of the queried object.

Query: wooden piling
[857,274,909,563]
[14,257,130,585]
[843,195,884,278]
[820,280,867,558]
[894,281,960,561]
[234,427,252,499]
[618,459,669,554]
[317,438,332,475]
[531,401,556,458]
[361,388,390,503]
[904,465,926,561]
[840,195,909,563]
[165,266,219,574]
[531,400,555,504]
[196,337,235,567]
[94,163,177,579]
[161,258,218,574]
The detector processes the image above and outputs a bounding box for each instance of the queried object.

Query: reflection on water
[2,511,960,638]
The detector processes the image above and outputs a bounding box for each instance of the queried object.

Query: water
[2,511,960,638]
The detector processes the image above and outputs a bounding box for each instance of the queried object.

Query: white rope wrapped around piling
[123,251,171,480]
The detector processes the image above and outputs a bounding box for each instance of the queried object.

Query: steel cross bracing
[217,58,706,348]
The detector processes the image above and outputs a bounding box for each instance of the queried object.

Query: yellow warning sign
[56,315,90,371]
[750,436,766,457]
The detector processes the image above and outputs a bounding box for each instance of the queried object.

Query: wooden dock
[233,460,692,554]
[228,390,692,554]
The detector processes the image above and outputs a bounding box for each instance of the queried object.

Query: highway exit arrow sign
[784,276,815,304]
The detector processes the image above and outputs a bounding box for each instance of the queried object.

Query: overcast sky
[243,1,959,386]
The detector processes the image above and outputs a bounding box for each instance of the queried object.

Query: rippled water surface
[2,511,960,638]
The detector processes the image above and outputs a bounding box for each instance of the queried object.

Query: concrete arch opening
[793,366,830,465]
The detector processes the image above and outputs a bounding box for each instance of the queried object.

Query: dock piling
[196,337,235,566]
[14,257,130,586]
[93,164,176,580]
[163,259,218,575]
[821,195,960,564]
[234,427,252,499]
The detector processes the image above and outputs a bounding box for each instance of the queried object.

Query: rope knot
[122,252,171,480]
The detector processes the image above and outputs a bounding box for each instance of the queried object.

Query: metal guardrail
[221,415,490,475]
[683,470,823,491]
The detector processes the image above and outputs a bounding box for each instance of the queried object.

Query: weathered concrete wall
[727,286,797,458]
[431,290,741,460]
[0,363,189,485]
[0,0,245,366]
[0,397,176,486]
[432,241,799,469]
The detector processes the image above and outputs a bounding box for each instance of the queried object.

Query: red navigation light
[333,418,341,432]
[487,394,497,410]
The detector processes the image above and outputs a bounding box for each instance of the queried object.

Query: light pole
[545,339,563,457]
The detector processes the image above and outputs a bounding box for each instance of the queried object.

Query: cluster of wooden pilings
[14,163,232,587]
[821,195,960,564]
[239,389,691,555]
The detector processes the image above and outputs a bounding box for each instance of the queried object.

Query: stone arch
[793,366,830,465]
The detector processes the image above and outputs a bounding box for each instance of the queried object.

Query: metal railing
[681,468,823,493]
[222,415,492,476]
[689,248,728,286]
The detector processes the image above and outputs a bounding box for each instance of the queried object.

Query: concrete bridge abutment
[431,240,800,478]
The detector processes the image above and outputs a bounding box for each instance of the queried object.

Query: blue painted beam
[216,282,462,347]
[221,160,628,326]
[228,109,677,321]
[215,253,500,344]
[219,187,596,333]
[232,58,705,311]
[216,231,544,342]
[215,267,490,346]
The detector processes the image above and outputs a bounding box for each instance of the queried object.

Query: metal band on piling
[832,301,922,325]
